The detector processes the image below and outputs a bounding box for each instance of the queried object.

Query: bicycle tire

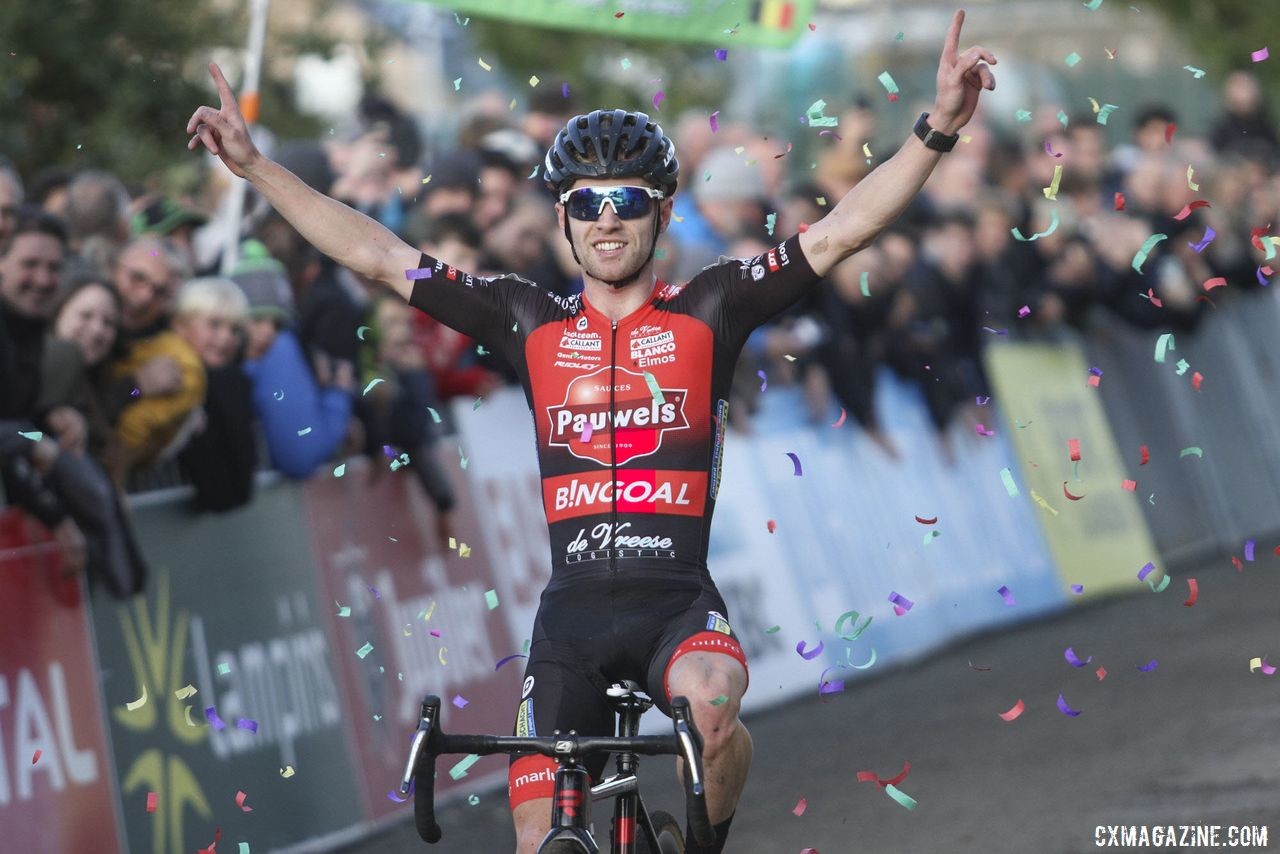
[649,809,684,854]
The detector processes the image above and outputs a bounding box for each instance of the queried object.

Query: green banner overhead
[414,0,817,48]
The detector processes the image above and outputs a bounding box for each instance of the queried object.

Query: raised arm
[185,62,421,300]
[797,9,997,277]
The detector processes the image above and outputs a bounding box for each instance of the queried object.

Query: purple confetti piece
[796,639,824,660]
[561,83,570,98]
[581,422,593,443]
[1189,225,1215,253]
[1137,562,1156,582]
[819,679,845,695]
[888,592,914,612]
[1056,693,1082,717]
[786,451,803,476]
[404,267,433,280]
[1064,647,1093,667]
[976,396,990,405]
[652,90,665,110]
[1089,366,1104,377]
[709,111,720,133]
[757,370,767,392]
[205,707,227,731]
[130,387,141,398]
[387,789,410,803]
[382,444,397,459]
[1244,540,1256,561]
[368,585,382,600]
[1251,46,1269,63]
[1071,584,1084,594]
[1261,658,1277,676]
[714,48,728,61]
[236,718,259,733]
[452,695,469,709]
[494,653,528,671]
[997,585,1016,606]
[1138,659,1159,672]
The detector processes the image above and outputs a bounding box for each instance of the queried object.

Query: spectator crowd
[2,66,1277,596]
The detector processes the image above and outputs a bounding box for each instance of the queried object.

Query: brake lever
[674,719,704,796]
[399,698,437,795]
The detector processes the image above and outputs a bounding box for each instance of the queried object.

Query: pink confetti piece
[1172,200,1210,221]
[888,592,914,612]
[996,585,1016,606]
[452,695,469,709]
[1203,276,1227,291]
[796,639,824,660]
[1262,658,1277,676]
[581,422,593,443]
[1245,540,1256,561]
[1138,659,1159,672]
[235,790,253,812]
[205,707,227,730]
[1068,438,1082,461]
[652,90,665,110]
[1064,647,1093,667]
[709,111,719,133]
[1056,693,1082,717]
[767,519,777,533]
[832,408,847,428]
[495,654,527,670]
[236,718,258,733]
[1137,562,1156,582]
[404,267,433,280]
[1259,265,1273,286]
[892,605,906,616]
[31,749,42,764]
[793,797,808,816]
[975,423,994,436]
[146,792,158,813]
[1251,47,1269,63]
[1096,666,1107,680]
[429,629,441,638]
[1044,140,1063,158]
[998,699,1025,722]
[1017,305,1031,318]
[786,451,803,476]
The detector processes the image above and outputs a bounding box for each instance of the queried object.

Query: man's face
[557,178,672,287]
[113,240,179,330]
[0,232,65,320]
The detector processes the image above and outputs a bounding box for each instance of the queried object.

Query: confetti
[999,467,1019,497]
[914,515,938,525]
[652,90,664,110]
[1183,578,1199,607]
[1063,482,1086,501]
[1056,694,1082,717]
[643,371,665,405]
[1132,233,1168,273]
[387,789,409,803]
[856,761,911,787]
[767,519,777,533]
[1122,479,1137,491]
[1189,226,1216,253]
[235,790,253,812]
[281,766,295,778]
[405,267,432,280]
[495,653,528,671]
[888,592,914,612]
[1071,584,1084,594]
[1011,210,1060,241]
[1183,65,1206,78]
[1083,0,1103,8]
[996,586,1016,606]
[468,794,481,805]
[1155,333,1175,363]
[452,695,469,709]
[1096,104,1120,125]
[710,695,729,706]
[146,792,158,813]
[1015,109,1032,122]
[484,589,499,610]
[1138,660,1159,672]
[1186,165,1199,191]
[1251,47,1269,63]
[1245,540,1256,561]
[1065,647,1093,667]
[998,700,1025,721]
[709,111,720,133]
[125,685,149,711]
[850,648,877,669]
[969,661,993,671]
[1064,52,1081,67]
[18,430,42,441]
[1179,446,1203,459]
[804,99,839,128]
[356,642,374,659]
[877,71,899,98]
[205,707,227,730]
[796,640,824,660]
[884,784,918,810]
[793,797,807,816]
[758,370,768,392]
[31,749,42,764]
[832,408,847,428]
[786,452,803,476]
[477,57,491,71]
[236,718,259,733]
[449,754,480,780]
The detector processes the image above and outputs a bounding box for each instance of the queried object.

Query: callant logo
[546,366,688,466]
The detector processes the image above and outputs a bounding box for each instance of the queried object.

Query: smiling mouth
[593,241,626,253]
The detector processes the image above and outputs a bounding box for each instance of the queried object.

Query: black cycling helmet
[544,109,679,196]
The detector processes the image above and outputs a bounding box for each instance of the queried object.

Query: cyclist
[186,11,994,851]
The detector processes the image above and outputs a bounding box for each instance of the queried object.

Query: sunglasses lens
[567,187,654,220]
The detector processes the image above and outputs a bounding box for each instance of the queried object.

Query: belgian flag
[751,0,797,31]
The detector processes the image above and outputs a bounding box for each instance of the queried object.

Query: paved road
[339,552,1280,853]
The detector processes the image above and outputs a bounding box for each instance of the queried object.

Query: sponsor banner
[301,453,523,818]
[0,510,123,853]
[546,366,689,466]
[91,486,365,853]
[985,343,1159,597]
[407,0,816,48]
[542,469,707,523]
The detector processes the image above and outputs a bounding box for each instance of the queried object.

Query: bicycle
[399,680,716,853]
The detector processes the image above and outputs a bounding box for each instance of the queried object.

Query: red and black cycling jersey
[408,235,820,585]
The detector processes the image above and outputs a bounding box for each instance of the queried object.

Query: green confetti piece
[643,371,665,405]
[709,695,728,706]
[1057,110,1069,128]
[336,602,351,617]
[1083,0,1103,9]
[885,783,918,810]
[333,463,346,478]
[1000,467,1020,497]
[1183,65,1206,78]
[895,31,905,41]
[458,446,469,469]
[467,794,480,806]
[923,529,941,545]
[373,714,382,721]
[484,589,499,610]
[1011,210,1060,241]
[362,377,384,396]
[620,57,631,70]
[1175,358,1190,376]
[296,427,312,436]
[449,754,480,780]
[356,642,374,659]
[476,345,489,355]
[1154,333,1175,363]
[1065,52,1081,67]
[877,71,899,94]
[240,844,251,854]
[1096,104,1120,125]
[850,648,877,669]
[1132,233,1168,273]
[472,397,484,410]
[765,212,777,236]
[427,407,441,424]
[765,625,782,634]
[18,430,42,441]
[860,271,871,297]
[1015,109,1032,122]
[1179,446,1203,459]
[453,78,461,91]
[1146,574,1171,593]
[218,662,231,676]
[804,99,839,127]
[356,325,371,340]
[834,612,872,641]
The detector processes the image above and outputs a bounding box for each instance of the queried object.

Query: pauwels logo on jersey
[546,366,689,466]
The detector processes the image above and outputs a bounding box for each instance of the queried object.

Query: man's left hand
[930,10,997,135]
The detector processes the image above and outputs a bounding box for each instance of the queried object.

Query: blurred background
[2,0,1278,851]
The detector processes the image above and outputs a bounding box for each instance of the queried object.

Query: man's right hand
[135,356,183,397]
[186,62,262,179]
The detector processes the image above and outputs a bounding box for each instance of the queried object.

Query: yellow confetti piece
[509,98,517,110]
[1249,657,1263,672]
[478,57,491,71]
[184,706,207,728]
[459,543,472,558]
[125,685,148,711]
[280,765,296,778]
[528,75,540,86]
[671,213,684,223]
[959,134,972,144]
[1029,489,1060,517]
[733,146,745,155]
[862,142,873,159]
[402,623,413,637]
[1043,164,1063,200]
[421,174,432,184]
[1186,164,1199,191]
[174,685,197,700]
[438,647,448,665]
[816,196,827,206]
[423,600,437,621]
[1088,96,1101,113]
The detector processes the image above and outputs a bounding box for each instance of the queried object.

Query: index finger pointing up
[943,9,965,63]
[209,62,238,113]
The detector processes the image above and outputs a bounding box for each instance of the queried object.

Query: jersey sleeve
[406,252,541,367]
[688,234,823,345]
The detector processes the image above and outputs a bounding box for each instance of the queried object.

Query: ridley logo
[546,367,688,466]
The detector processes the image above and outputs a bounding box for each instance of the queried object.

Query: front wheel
[648,809,684,854]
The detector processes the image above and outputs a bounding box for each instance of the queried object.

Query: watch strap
[914,112,959,152]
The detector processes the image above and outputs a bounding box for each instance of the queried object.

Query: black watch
[913,112,959,152]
